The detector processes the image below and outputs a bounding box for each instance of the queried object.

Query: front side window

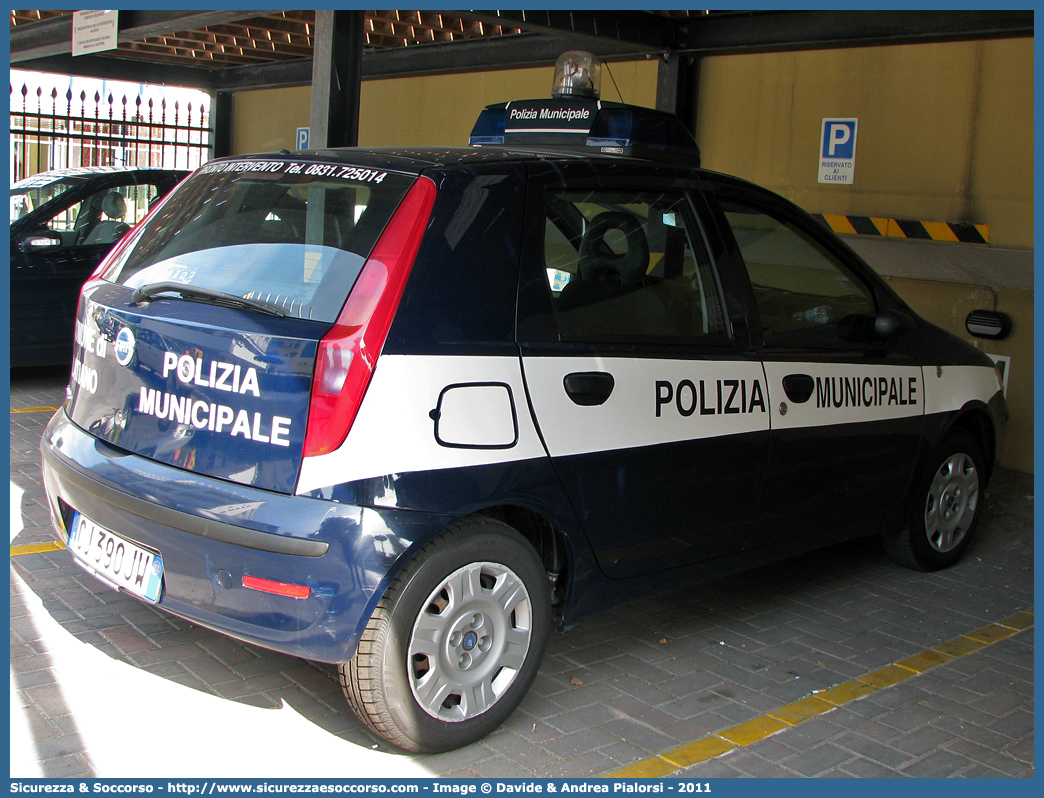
[56,183,162,246]
[719,198,876,345]
[543,188,726,342]
[102,162,414,323]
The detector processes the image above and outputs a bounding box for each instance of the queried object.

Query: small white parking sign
[819,118,857,184]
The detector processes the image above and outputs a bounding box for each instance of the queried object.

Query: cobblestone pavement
[10,366,1034,778]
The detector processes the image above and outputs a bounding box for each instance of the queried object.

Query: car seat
[557,211,651,312]
[82,192,132,245]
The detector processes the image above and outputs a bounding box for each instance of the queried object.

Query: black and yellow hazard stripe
[813,214,990,244]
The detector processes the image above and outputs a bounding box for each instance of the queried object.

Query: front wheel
[885,429,986,571]
[340,517,550,753]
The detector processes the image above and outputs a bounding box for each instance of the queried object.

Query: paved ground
[9,366,1034,779]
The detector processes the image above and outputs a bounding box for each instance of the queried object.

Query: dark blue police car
[41,54,1007,753]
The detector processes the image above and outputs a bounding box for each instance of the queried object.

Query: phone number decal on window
[197,160,387,182]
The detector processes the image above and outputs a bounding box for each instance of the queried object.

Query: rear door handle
[563,372,615,406]
[782,374,815,404]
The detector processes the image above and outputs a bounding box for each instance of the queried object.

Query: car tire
[884,429,985,571]
[340,517,550,753]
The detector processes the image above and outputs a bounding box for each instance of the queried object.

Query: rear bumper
[41,409,450,663]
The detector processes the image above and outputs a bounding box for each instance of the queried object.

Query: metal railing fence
[11,81,211,182]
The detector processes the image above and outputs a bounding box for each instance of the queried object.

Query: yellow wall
[232,44,1033,247]
[360,61,658,147]
[886,278,1033,473]
[231,86,313,155]
[231,60,660,153]
[695,38,1033,249]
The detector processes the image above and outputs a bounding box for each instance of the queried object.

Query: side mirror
[874,309,915,341]
[19,232,62,252]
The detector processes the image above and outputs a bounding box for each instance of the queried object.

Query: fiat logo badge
[114,326,136,366]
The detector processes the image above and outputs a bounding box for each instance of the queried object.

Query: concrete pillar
[210,91,233,158]
[309,10,364,149]
[656,52,699,137]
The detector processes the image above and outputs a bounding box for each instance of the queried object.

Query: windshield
[102,159,415,324]
[10,174,88,222]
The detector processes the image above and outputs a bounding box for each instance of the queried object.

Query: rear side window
[544,189,726,342]
[104,161,414,323]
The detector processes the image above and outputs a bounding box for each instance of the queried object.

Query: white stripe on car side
[522,356,771,459]
[921,364,1004,415]
[296,355,546,495]
[296,355,1003,495]
[761,362,924,430]
[756,363,999,430]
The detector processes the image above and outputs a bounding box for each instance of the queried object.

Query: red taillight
[303,177,436,457]
[242,575,311,599]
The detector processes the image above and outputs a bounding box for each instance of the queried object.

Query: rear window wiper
[131,282,287,317]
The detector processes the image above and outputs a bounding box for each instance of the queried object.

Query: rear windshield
[102,159,415,323]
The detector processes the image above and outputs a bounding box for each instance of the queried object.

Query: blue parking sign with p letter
[819,118,857,184]
[822,119,857,158]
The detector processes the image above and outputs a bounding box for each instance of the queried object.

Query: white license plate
[69,512,164,603]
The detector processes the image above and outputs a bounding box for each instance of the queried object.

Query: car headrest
[102,192,127,220]
[577,211,650,287]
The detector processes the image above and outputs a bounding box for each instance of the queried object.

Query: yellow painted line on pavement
[11,541,66,556]
[935,635,988,658]
[896,649,951,673]
[11,406,60,414]
[660,737,735,770]
[858,663,916,689]
[816,680,876,705]
[606,609,1033,778]
[767,695,835,725]
[966,623,1019,645]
